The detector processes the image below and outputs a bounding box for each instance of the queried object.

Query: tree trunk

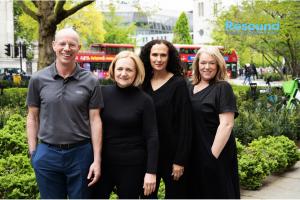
[37,1,56,70]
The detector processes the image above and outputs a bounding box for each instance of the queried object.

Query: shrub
[263,72,282,81]
[238,136,299,190]
[0,115,39,198]
[238,150,268,189]
[233,85,299,144]
[0,114,27,158]
[0,172,38,199]
[0,88,27,109]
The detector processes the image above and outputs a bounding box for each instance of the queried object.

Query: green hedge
[0,88,27,129]
[0,114,39,198]
[233,86,300,144]
[238,136,300,190]
[263,72,282,81]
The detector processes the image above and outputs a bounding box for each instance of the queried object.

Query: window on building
[198,2,204,17]
[213,3,218,16]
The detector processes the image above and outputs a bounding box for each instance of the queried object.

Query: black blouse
[144,75,192,166]
[101,84,159,174]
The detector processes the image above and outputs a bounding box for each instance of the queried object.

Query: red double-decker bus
[76,43,134,79]
[174,44,238,78]
[223,49,238,78]
[174,44,201,77]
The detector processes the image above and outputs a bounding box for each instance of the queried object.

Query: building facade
[193,0,240,44]
[99,1,193,47]
[0,0,37,74]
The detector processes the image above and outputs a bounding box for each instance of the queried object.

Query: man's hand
[143,173,156,196]
[87,161,101,187]
[171,164,184,181]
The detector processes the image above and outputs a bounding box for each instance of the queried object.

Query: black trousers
[142,163,188,199]
[91,163,144,199]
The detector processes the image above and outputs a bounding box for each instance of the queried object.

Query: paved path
[229,77,283,87]
[241,161,300,199]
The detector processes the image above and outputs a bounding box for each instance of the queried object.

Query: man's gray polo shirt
[26,63,104,144]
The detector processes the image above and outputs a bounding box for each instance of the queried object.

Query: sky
[99,0,194,12]
[152,0,194,11]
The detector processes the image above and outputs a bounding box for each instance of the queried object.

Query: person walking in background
[140,40,192,199]
[251,63,258,80]
[188,46,240,199]
[243,64,252,85]
[26,28,103,199]
[91,51,159,198]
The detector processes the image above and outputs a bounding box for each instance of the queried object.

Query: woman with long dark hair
[140,40,192,199]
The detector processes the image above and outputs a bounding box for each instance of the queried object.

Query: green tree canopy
[212,0,300,77]
[57,4,105,49]
[103,4,136,44]
[172,12,192,44]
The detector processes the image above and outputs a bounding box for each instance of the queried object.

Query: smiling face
[198,52,218,82]
[52,30,81,68]
[150,43,169,72]
[114,57,137,88]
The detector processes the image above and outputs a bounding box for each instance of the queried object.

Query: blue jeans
[32,142,93,199]
[243,75,251,84]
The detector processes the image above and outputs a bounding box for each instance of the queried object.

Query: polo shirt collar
[50,62,82,80]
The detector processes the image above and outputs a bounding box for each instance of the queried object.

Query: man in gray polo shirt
[26,28,103,199]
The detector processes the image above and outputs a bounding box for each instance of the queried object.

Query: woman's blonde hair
[192,46,227,85]
[109,51,145,87]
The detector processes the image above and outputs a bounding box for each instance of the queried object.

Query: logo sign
[225,20,280,35]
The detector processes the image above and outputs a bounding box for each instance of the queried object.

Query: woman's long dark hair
[139,40,183,88]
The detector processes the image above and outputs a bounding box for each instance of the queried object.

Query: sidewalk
[241,160,300,199]
[229,77,283,87]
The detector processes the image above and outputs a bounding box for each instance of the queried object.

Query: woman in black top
[140,40,192,199]
[188,46,240,198]
[91,51,159,198]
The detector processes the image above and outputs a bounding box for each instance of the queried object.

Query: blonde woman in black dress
[188,46,240,198]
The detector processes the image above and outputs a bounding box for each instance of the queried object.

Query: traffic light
[14,45,19,58]
[5,44,11,56]
[22,44,27,58]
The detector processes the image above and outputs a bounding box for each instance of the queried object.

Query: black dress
[143,75,192,198]
[188,81,240,199]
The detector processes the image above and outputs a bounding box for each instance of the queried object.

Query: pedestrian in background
[251,63,258,80]
[243,64,252,85]
[91,51,159,198]
[188,46,240,199]
[140,40,192,199]
[26,28,103,198]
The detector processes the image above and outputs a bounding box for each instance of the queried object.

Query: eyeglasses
[199,62,217,67]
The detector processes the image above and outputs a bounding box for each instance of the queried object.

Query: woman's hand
[143,173,156,196]
[172,164,184,181]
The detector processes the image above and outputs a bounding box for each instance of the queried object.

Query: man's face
[52,33,81,67]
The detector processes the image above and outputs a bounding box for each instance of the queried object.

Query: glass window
[214,3,218,16]
[198,2,204,17]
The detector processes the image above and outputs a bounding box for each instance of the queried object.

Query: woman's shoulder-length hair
[192,46,227,85]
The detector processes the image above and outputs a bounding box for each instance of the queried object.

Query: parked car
[0,67,31,81]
